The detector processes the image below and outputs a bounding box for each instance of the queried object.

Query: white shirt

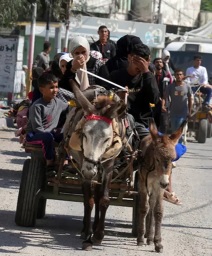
[20,70,26,87]
[186,66,208,85]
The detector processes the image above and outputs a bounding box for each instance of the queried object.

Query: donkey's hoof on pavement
[155,244,163,253]
[137,241,145,246]
[92,236,102,245]
[147,239,154,245]
[82,242,93,251]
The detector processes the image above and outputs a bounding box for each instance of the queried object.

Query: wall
[129,0,153,22]
[199,11,212,26]
[158,0,201,27]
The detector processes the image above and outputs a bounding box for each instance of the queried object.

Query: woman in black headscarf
[106,35,142,74]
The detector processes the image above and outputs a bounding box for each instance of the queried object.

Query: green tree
[0,0,72,28]
[201,0,212,11]
[0,0,29,28]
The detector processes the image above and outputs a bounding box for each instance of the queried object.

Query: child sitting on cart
[25,71,69,178]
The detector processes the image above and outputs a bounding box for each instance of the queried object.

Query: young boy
[26,71,69,177]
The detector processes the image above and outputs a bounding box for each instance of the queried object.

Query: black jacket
[110,69,160,125]
[90,40,116,60]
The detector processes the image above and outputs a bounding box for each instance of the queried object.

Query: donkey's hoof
[92,236,102,245]
[82,242,93,251]
[82,234,93,250]
[93,231,104,245]
[155,244,163,253]
[147,239,153,245]
[137,240,145,246]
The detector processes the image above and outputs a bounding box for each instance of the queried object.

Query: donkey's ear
[104,102,120,119]
[149,118,158,141]
[169,120,187,145]
[69,79,95,114]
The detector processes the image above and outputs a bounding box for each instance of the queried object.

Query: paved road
[0,127,211,256]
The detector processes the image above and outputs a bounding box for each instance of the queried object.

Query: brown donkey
[136,119,186,253]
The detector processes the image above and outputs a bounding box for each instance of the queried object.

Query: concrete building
[72,0,202,34]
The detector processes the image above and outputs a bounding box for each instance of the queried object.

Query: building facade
[72,0,202,34]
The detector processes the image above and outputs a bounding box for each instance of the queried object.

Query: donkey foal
[137,119,185,253]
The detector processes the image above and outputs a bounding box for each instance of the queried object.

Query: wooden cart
[15,143,139,236]
[188,92,212,143]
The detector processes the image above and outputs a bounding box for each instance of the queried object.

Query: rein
[83,155,101,167]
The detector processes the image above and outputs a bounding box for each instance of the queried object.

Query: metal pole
[63,0,72,52]
[26,2,37,95]
[157,0,162,24]
[45,0,52,41]
[63,20,70,52]
[55,24,62,54]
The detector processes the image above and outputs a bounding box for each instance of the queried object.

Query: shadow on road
[0,149,28,158]
[0,168,21,189]
[0,209,134,253]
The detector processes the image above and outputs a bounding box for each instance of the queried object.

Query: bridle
[81,114,113,166]
[85,114,112,125]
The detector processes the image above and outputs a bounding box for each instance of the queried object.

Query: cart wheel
[207,122,212,138]
[197,119,208,143]
[132,170,139,237]
[15,154,46,227]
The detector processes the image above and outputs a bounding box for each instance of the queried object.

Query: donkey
[62,80,126,250]
[136,119,186,253]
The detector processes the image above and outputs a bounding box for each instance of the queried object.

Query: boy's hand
[161,106,167,112]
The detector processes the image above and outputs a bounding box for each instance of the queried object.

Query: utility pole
[63,0,73,52]
[26,2,37,95]
[45,0,52,41]
[157,0,162,24]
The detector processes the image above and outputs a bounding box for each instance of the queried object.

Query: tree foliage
[201,0,212,11]
[0,0,28,28]
[0,0,73,28]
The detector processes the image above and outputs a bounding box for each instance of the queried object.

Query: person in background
[31,67,44,103]
[90,25,116,63]
[59,54,73,75]
[33,41,52,70]
[25,71,69,178]
[186,55,212,110]
[163,68,193,143]
[153,57,172,133]
[20,65,28,97]
[162,49,176,75]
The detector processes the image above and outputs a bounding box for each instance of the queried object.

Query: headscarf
[162,49,170,60]
[59,53,72,67]
[162,49,172,81]
[69,36,90,91]
[69,36,90,56]
[116,35,142,58]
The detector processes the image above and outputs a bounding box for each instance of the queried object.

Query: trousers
[26,130,63,160]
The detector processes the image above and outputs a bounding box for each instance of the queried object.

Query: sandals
[46,165,57,178]
[163,191,182,205]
